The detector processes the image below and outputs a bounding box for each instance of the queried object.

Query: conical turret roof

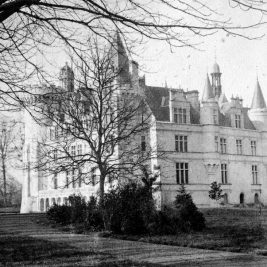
[202,74,214,101]
[251,78,266,109]
[212,62,220,73]
[219,92,228,105]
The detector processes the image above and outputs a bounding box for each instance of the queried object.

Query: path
[1,213,267,266]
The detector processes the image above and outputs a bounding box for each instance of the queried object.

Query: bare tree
[1,1,266,109]
[0,119,23,206]
[27,37,160,205]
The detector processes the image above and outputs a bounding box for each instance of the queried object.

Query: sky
[34,1,267,108]
[136,1,267,108]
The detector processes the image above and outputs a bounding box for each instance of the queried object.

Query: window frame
[221,163,228,184]
[175,135,188,152]
[176,162,189,184]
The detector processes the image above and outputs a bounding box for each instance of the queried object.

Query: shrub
[68,194,87,223]
[47,195,104,230]
[148,206,182,235]
[84,196,104,231]
[174,185,205,232]
[209,182,223,201]
[102,182,156,235]
[46,204,71,225]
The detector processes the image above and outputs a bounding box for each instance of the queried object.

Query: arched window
[57,197,61,205]
[63,197,68,205]
[45,198,50,211]
[240,193,244,204]
[51,198,56,205]
[40,199,44,212]
[223,193,228,204]
[254,193,259,204]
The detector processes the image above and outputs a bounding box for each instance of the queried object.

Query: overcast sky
[138,1,267,107]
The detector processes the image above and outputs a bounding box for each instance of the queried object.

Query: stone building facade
[21,36,267,212]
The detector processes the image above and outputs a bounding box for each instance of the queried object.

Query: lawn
[0,232,158,266]
[111,208,266,253]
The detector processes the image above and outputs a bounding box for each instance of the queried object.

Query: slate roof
[144,86,170,121]
[144,85,256,130]
[251,79,266,109]
[202,74,214,101]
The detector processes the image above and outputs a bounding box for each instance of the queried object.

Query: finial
[165,80,168,88]
[214,45,217,62]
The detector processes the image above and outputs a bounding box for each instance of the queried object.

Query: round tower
[211,62,222,98]
[20,85,53,213]
[200,74,219,125]
[59,62,74,92]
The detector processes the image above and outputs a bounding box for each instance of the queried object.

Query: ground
[112,208,266,253]
[2,210,267,266]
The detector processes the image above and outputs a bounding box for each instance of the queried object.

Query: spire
[219,92,228,106]
[212,62,220,74]
[111,31,130,84]
[251,78,266,109]
[202,74,214,101]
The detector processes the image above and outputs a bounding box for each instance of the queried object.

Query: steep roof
[202,74,214,101]
[219,92,228,106]
[212,62,220,73]
[144,86,170,121]
[251,79,266,109]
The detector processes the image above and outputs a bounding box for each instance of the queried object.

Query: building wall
[155,120,266,207]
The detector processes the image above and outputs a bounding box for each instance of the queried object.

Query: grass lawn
[0,232,158,266]
[111,208,266,253]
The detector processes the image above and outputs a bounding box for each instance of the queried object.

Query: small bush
[148,206,181,235]
[47,195,104,231]
[102,182,156,235]
[85,196,104,231]
[47,204,71,225]
[174,185,205,231]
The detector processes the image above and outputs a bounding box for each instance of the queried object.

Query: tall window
[221,164,228,184]
[66,171,70,188]
[50,128,55,140]
[141,136,146,152]
[55,126,59,139]
[72,169,76,188]
[175,135,188,152]
[236,139,242,155]
[252,165,258,184]
[215,136,219,152]
[77,144,82,155]
[174,108,187,124]
[176,162,189,184]
[213,109,218,124]
[251,141,256,155]
[54,173,58,189]
[53,149,58,161]
[91,167,97,186]
[71,145,76,156]
[235,114,241,128]
[220,138,227,154]
[77,170,82,187]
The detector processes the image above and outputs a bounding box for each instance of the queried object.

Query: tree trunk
[2,158,7,207]
[99,174,105,208]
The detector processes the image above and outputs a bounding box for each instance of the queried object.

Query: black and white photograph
[1,1,267,266]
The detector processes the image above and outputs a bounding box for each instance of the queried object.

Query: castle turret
[59,62,74,92]
[200,74,219,125]
[248,78,267,131]
[110,31,130,86]
[21,86,52,213]
[211,61,222,98]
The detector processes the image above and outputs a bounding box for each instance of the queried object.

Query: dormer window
[174,108,186,124]
[235,114,241,128]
